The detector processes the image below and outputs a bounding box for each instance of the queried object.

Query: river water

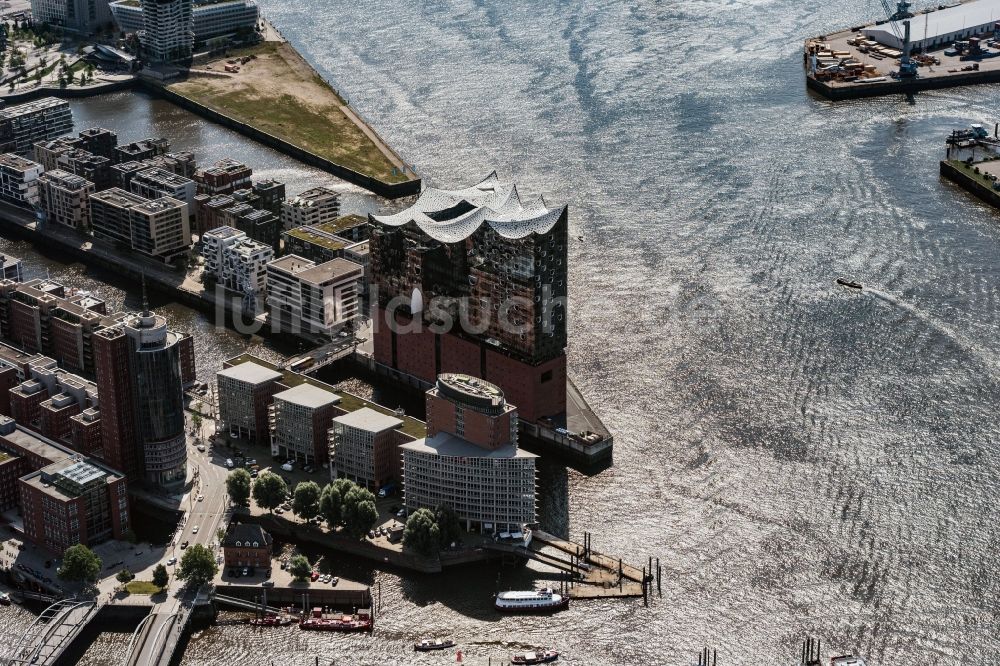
[14,0,1000,663]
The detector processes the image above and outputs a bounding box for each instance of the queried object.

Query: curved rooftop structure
[370,172,565,243]
[436,373,506,410]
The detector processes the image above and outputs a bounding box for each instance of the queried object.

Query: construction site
[805,0,1000,99]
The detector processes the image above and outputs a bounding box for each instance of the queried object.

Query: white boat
[494,588,568,614]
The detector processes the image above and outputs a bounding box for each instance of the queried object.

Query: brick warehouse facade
[368,173,568,424]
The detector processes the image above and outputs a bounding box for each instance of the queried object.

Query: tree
[152,564,169,589]
[287,554,311,582]
[176,544,217,587]
[252,472,287,512]
[32,70,40,85]
[341,485,377,538]
[191,413,202,430]
[318,482,343,526]
[58,544,102,583]
[115,568,134,586]
[292,481,321,520]
[435,504,462,547]
[226,468,252,507]
[402,508,440,556]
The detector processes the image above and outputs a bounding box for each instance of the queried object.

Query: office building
[222,523,272,570]
[38,169,95,231]
[0,98,73,156]
[94,304,187,489]
[280,187,340,231]
[401,374,536,534]
[139,0,193,62]
[0,279,109,375]
[201,226,273,298]
[265,256,361,338]
[329,407,409,490]
[20,456,128,553]
[29,0,114,34]
[129,167,196,211]
[194,158,251,196]
[216,360,281,444]
[0,153,43,207]
[112,0,258,43]
[269,383,339,466]
[369,172,568,423]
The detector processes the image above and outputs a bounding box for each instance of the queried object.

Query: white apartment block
[38,169,94,231]
[0,153,43,207]
[266,255,361,338]
[201,226,273,296]
[140,0,193,62]
[129,197,191,262]
[280,187,341,231]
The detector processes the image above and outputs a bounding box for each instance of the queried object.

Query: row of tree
[402,505,462,556]
[226,470,380,538]
[58,542,218,590]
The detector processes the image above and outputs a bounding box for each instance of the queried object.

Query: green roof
[223,354,426,439]
[284,214,369,251]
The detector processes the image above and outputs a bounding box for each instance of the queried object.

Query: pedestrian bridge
[1,599,97,666]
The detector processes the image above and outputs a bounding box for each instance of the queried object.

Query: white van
[226,458,234,468]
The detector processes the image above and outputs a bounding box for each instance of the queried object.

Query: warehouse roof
[866,0,1000,44]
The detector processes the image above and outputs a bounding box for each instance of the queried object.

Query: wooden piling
[642,566,647,606]
[656,557,661,596]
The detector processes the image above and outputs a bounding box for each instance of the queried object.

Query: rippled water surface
[30,0,1000,663]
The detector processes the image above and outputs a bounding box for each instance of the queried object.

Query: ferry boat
[299,608,373,632]
[494,588,568,614]
[248,614,294,627]
[511,650,559,664]
[414,638,456,652]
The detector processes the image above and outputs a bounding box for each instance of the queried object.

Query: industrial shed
[863,0,1000,50]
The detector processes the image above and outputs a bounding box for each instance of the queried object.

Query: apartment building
[0,98,73,156]
[329,407,409,490]
[252,179,285,215]
[89,188,149,247]
[194,158,251,196]
[201,226,273,297]
[269,383,339,466]
[113,138,170,165]
[0,153,43,207]
[265,256,361,338]
[37,169,95,231]
[216,360,281,444]
[133,197,191,263]
[280,187,341,231]
[112,0,258,44]
[139,0,193,62]
[129,167,196,211]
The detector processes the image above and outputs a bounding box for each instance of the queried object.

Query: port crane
[878,0,918,77]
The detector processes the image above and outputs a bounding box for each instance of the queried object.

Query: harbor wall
[0,78,138,106]
[807,68,1000,100]
[215,582,371,610]
[138,80,421,200]
[940,159,1000,208]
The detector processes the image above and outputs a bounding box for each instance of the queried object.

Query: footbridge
[1,599,97,666]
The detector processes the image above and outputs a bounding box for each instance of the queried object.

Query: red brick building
[69,408,102,455]
[39,393,80,443]
[368,173,568,424]
[426,373,517,450]
[222,523,272,570]
[20,456,128,553]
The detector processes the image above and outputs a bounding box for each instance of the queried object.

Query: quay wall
[940,159,1000,207]
[138,80,421,200]
[215,582,371,610]
[806,69,1000,100]
[0,78,138,106]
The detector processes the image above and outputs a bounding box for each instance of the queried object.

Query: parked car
[197,444,206,452]
[262,580,274,588]
[280,463,293,472]
[197,494,204,502]
[331,577,339,586]
[310,571,319,581]
[181,541,189,549]
[226,459,234,468]
[167,557,177,565]
[192,526,199,534]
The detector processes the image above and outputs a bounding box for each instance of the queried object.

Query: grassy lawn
[125,581,163,595]
[169,42,411,184]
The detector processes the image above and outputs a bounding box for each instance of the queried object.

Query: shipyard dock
[805,0,1000,100]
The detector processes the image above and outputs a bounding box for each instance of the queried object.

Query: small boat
[511,649,559,664]
[836,278,863,290]
[414,638,456,652]
[248,614,294,626]
[495,588,568,614]
[0,592,10,606]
